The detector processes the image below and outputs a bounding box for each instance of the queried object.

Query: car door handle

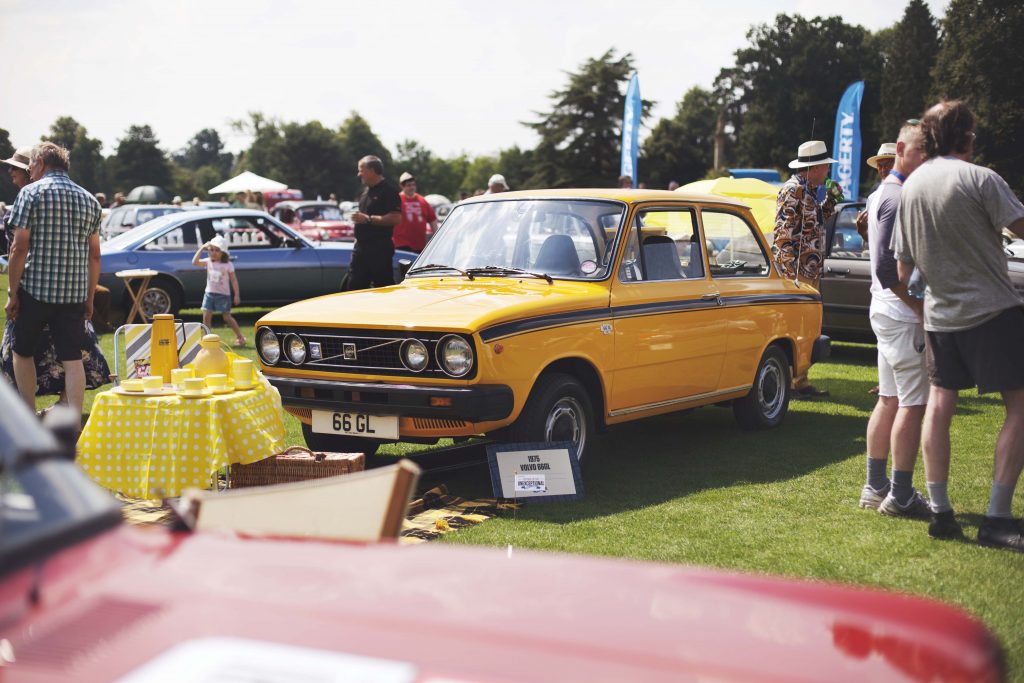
[827,266,850,275]
[701,293,722,305]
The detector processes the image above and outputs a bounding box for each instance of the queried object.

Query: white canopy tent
[209,171,288,195]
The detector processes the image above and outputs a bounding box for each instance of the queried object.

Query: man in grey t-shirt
[892,100,1024,552]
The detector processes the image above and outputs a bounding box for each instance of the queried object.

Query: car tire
[301,422,381,458]
[733,345,791,431]
[139,276,182,317]
[506,373,594,467]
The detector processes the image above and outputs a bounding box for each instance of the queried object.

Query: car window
[299,206,343,221]
[142,220,207,251]
[701,210,770,277]
[525,210,599,265]
[830,205,868,260]
[211,216,293,249]
[619,207,704,282]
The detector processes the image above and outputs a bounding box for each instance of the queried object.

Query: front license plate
[311,410,399,440]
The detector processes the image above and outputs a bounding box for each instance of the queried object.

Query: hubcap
[141,288,172,317]
[757,358,785,420]
[544,396,586,458]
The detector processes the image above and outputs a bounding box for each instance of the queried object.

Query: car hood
[1,526,1001,683]
[257,277,611,333]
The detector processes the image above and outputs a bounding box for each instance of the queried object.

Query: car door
[210,215,322,303]
[608,205,726,413]
[820,203,872,338]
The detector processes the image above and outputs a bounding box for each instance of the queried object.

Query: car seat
[642,235,684,280]
[683,236,705,279]
[533,234,580,275]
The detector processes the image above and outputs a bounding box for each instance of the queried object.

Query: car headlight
[283,333,307,365]
[437,335,473,377]
[257,327,281,365]
[401,338,429,372]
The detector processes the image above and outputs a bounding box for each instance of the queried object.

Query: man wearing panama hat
[774,139,845,399]
[856,143,898,244]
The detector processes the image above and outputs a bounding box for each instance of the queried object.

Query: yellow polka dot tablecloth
[77,380,285,500]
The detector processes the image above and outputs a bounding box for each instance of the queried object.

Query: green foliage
[108,124,172,195]
[42,117,106,194]
[933,0,1024,195]
[174,128,233,175]
[0,128,16,203]
[641,87,719,188]
[526,49,651,188]
[337,112,393,199]
[878,1,940,141]
[716,15,882,176]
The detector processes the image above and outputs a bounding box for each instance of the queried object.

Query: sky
[0,0,948,161]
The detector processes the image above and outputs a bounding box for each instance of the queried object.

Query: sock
[926,481,952,513]
[892,469,914,505]
[986,482,1016,519]
[867,457,889,492]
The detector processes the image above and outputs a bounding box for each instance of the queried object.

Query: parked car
[270,200,355,241]
[100,204,183,240]
[821,201,1024,341]
[99,209,416,318]
[0,382,1006,683]
[182,200,231,211]
[262,188,303,210]
[256,189,831,462]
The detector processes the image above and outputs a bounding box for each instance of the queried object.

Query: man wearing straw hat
[774,140,845,399]
[856,142,897,244]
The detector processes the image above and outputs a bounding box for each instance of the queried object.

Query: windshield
[412,198,625,280]
[299,206,343,221]
[101,212,182,249]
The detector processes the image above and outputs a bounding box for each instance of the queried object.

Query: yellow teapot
[192,334,230,378]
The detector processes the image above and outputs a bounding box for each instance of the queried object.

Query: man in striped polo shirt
[5,142,102,419]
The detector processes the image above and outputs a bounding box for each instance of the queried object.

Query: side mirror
[398,259,413,277]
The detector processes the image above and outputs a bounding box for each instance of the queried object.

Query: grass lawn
[3,272,1022,678]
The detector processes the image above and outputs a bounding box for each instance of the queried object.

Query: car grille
[266,327,476,379]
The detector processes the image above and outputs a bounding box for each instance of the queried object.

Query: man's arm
[773,184,801,279]
[85,232,100,321]
[5,228,30,320]
[895,259,923,319]
[1007,217,1024,240]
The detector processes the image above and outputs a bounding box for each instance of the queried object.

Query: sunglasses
[906,118,922,125]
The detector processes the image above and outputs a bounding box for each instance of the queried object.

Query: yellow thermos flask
[193,334,230,378]
[149,314,179,382]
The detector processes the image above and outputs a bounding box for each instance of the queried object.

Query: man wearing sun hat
[856,143,898,243]
[774,140,845,399]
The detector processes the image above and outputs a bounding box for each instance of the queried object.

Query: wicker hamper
[229,446,365,488]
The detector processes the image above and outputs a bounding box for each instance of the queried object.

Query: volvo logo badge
[308,341,323,360]
[343,343,357,360]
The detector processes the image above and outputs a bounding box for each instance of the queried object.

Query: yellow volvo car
[255,190,829,463]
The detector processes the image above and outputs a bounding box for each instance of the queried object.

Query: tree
[277,121,347,199]
[337,112,393,200]
[715,15,882,177]
[42,116,106,193]
[0,128,16,203]
[109,124,172,194]
[526,49,652,188]
[932,0,1024,195]
[878,0,940,141]
[175,128,233,175]
[641,87,719,188]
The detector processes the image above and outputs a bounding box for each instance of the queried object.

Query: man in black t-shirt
[344,155,403,291]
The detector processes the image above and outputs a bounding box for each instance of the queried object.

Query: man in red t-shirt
[393,172,438,253]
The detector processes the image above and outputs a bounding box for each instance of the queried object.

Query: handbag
[229,446,365,488]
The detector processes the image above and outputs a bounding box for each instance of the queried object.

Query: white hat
[788,140,838,169]
[209,235,230,255]
[1,147,32,171]
[487,173,509,189]
[399,171,415,184]
[866,143,897,169]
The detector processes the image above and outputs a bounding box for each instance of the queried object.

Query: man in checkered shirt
[5,142,101,419]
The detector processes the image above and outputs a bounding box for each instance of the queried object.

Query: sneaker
[928,509,963,539]
[859,484,890,510]
[977,517,1024,553]
[879,490,931,518]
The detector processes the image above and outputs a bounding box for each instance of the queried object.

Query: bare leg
[62,359,86,418]
[994,389,1024,486]
[867,396,898,461]
[922,386,958,485]
[223,312,245,344]
[11,352,37,408]
[202,310,213,330]
[892,404,926,472]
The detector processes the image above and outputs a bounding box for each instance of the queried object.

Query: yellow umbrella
[678,177,780,233]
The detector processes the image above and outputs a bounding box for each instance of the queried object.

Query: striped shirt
[9,170,101,304]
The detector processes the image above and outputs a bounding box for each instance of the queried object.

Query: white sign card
[487,441,583,503]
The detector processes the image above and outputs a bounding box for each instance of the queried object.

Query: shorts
[201,292,232,314]
[13,289,86,361]
[926,306,1024,394]
[870,313,928,407]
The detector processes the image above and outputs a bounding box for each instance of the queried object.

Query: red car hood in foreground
[1,526,1001,682]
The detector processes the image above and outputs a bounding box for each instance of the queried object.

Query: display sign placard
[486,442,583,503]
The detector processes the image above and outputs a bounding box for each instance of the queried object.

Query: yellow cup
[231,359,254,387]
[171,367,193,389]
[205,373,228,391]
[121,379,144,392]
[181,377,206,394]
[142,376,164,392]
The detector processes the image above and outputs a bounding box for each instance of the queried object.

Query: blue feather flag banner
[620,74,641,188]
[831,81,865,199]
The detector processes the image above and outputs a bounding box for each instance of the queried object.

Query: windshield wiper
[406,263,475,280]
[465,266,553,284]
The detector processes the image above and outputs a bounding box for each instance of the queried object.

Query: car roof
[458,188,750,209]
[273,201,337,209]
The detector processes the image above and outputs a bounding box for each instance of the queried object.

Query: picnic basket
[229,446,365,488]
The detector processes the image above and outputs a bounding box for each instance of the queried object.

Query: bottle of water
[907,267,926,299]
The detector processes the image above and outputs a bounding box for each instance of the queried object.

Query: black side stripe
[479,292,820,342]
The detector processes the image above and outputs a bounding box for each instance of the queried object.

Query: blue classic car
[100,209,416,317]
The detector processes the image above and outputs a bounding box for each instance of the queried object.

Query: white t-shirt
[205,260,235,296]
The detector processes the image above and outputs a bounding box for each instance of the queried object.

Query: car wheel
[301,422,381,458]
[507,373,594,467]
[139,277,182,317]
[733,345,791,430]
